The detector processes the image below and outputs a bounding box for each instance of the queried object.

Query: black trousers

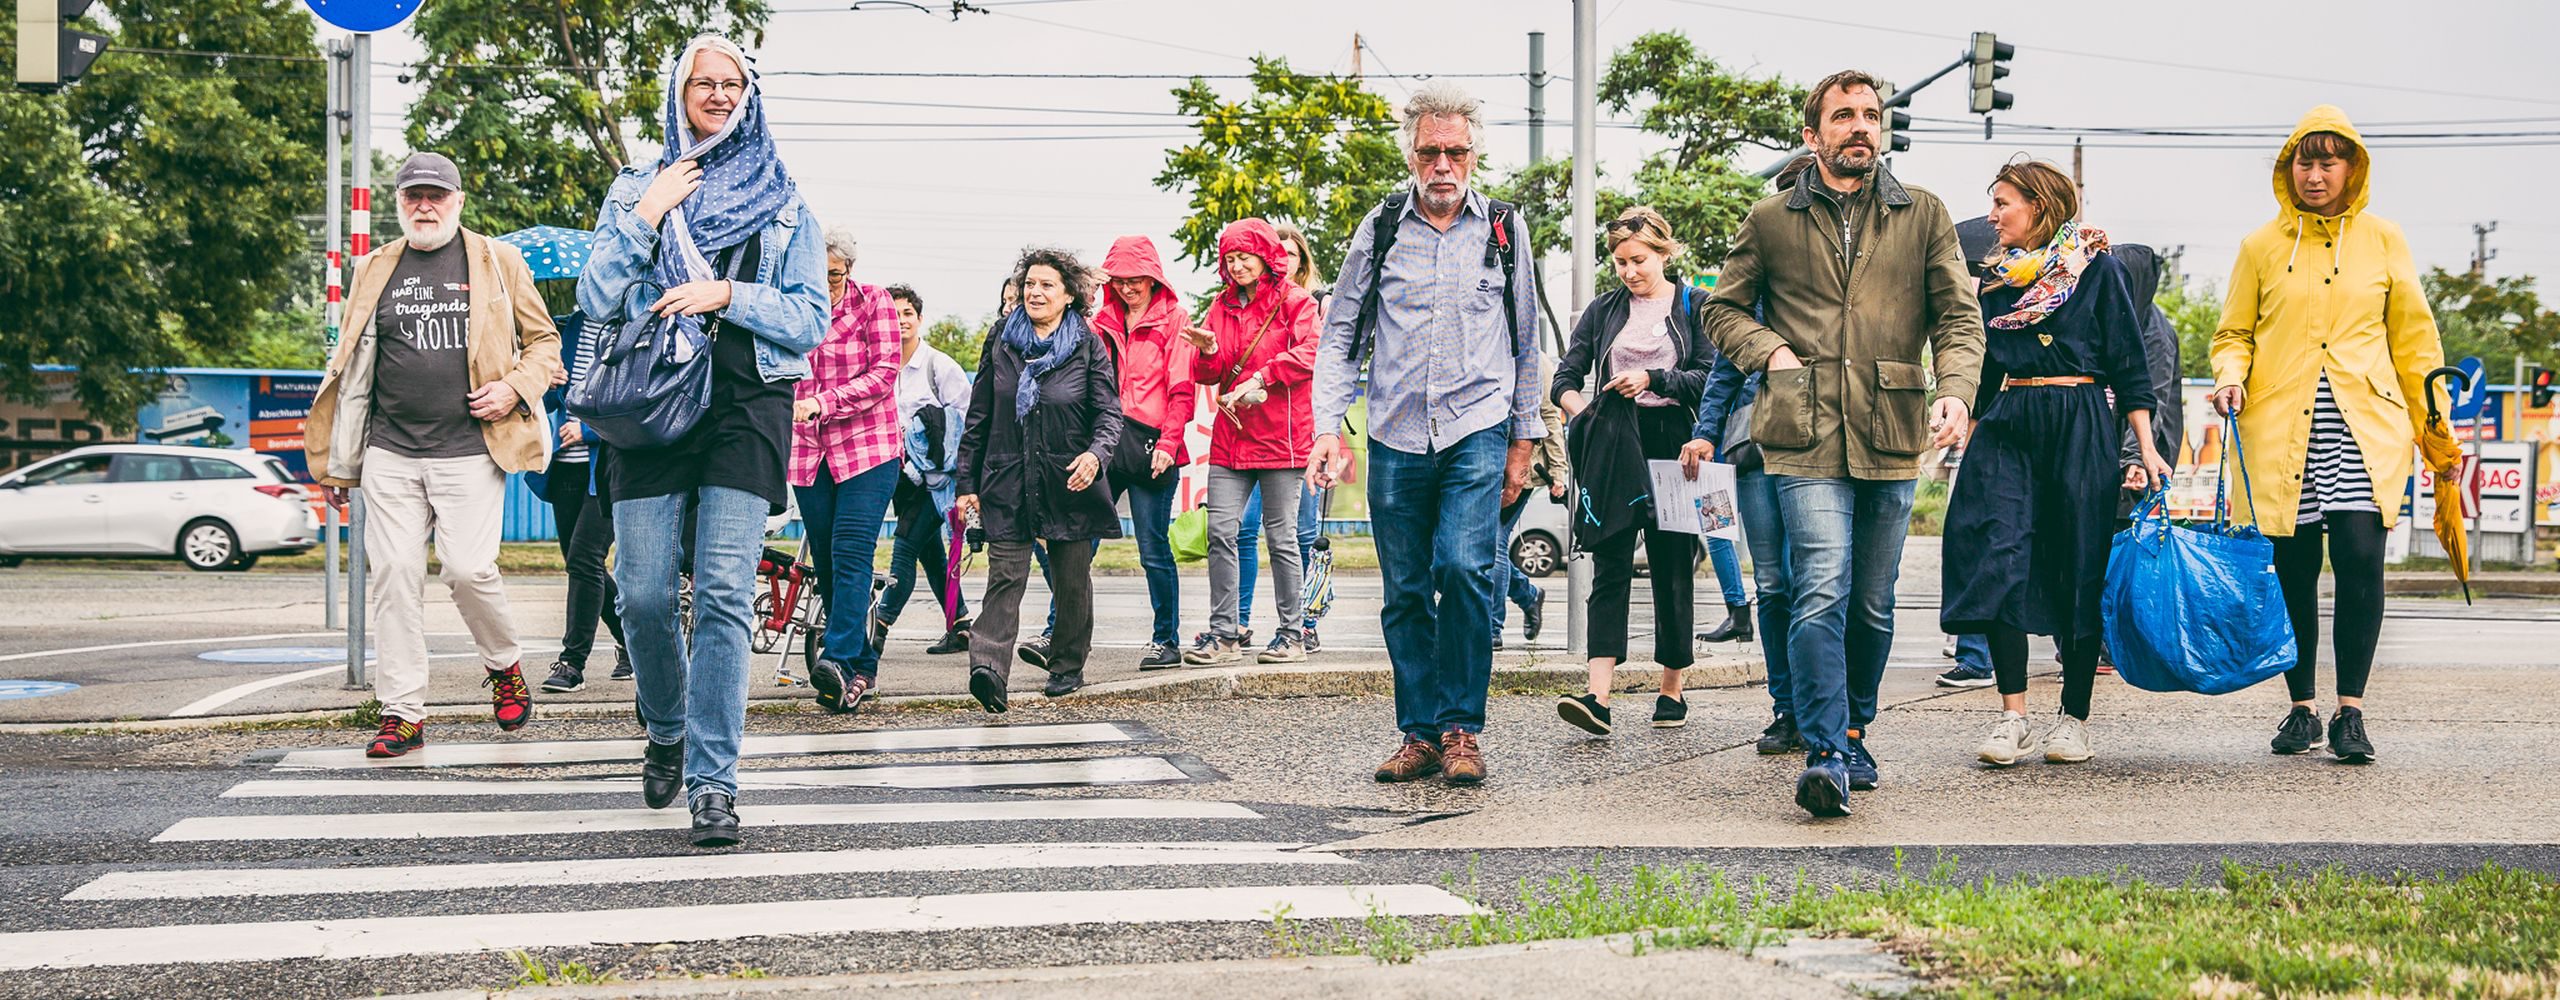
[1991,625,2101,719]
[1586,406,1698,670]
[546,462,625,667]
[2271,510,2384,701]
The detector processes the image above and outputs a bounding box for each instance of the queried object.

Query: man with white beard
[306,151,562,757]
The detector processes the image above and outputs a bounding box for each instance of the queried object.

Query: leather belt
[2003,376,2096,388]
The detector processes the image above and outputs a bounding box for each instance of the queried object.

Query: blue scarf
[997,307,1088,424]
[653,36,795,362]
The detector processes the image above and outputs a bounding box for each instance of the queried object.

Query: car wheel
[226,554,261,572]
[178,519,241,572]
[1511,531,1561,578]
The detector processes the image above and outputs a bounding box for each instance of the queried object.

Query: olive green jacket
[1702,164,1985,481]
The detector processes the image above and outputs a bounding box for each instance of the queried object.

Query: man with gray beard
[306,151,562,758]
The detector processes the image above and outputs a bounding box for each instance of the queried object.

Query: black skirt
[1940,382,2120,642]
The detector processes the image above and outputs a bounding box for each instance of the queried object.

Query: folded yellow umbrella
[2421,367,2474,605]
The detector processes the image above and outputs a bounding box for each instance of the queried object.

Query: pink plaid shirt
[788,281,904,487]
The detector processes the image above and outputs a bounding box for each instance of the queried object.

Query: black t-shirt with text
[370,241,488,458]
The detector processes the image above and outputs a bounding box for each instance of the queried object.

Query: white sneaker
[2042,713,2093,763]
[1976,712,2038,767]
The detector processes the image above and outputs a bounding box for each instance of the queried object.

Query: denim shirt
[576,166,829,381]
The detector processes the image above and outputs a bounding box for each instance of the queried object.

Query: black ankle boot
[690,791,740,847]
[1698,604,1753,643]
[642,738,684,810]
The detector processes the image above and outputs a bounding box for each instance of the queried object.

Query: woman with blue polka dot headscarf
[575,34,829,851]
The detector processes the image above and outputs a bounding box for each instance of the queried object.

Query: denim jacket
[575,166,829,381]
[1691,354,1761,448]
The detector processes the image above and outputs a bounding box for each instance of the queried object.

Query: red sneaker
[483,662,533,732]
[365,716,425,758]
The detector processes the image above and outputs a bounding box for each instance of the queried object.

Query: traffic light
[1878,83,1912,153]
[1969,31,2014,115]
[2532,366,2555,409]
[16,0,110,93]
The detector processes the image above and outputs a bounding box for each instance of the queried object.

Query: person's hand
[549,364,569,387]
[2211,384,2245,416]
[2123,465,2149,491]
[1559,389,1588,420]
[955,494,979,523]
[1065,452,1101,492]
[1549,481,1567,500]
[1151,447,1177,477]
[468,380,522,421]
[557,420,584,448]
[652,280,734,317]
[1928,397,1971,449]
[1603,370,1651,399]
[1503,440,1533,507]
[1308,434,1349,489]
[1180,322,1216,354]
[319,485,347,510]
[793,397,823,424]
[635,160,702,228]
[1679,438,1717,479]
[1766,346,1806,372]
[2136,448,2174,492]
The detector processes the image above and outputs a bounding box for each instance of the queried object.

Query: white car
[0,444,320,571]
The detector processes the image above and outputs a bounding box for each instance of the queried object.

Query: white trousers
[360,447,520,722]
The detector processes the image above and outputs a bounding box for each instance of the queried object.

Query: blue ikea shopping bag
[2100,415,2297,695]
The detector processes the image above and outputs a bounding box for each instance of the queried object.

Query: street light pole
[1565,0,1597,658]
[322,37,345,631]
[344,30,372,691]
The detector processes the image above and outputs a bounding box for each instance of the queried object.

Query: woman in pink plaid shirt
[790,227,906,715]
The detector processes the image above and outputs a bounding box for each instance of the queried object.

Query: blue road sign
[2452,356,2490,421]
[305,0,421,33]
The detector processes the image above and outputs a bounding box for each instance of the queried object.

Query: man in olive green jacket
[1700,70,1984,819]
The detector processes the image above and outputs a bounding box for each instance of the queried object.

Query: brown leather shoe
[1372,739,1442,783]
[1440,730,1485,786]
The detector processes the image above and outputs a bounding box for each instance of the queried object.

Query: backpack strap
[1485,198,1521,357]
[1349,190,1411,363]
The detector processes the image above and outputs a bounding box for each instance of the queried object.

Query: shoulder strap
[1350,191,1412,362]
[1220,299,1285,389]
[1485,198,1522,358]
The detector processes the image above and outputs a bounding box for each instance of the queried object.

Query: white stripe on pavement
[0,632,341,664]
[223,755,1195,798]
[68,841,1347,900]
[267,721,1143,770]
[167,666,341,718]
[153,798,1260,842]
[0,883,1473,971]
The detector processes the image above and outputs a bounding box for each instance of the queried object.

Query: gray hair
[1399,82,1484,154]
[823,226,858,266]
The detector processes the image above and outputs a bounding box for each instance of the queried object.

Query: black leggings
[1991,625,2102,720]
[2271,510,2384,701]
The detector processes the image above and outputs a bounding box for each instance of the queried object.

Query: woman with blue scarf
[575,35,828,849]
[1941,159,2170,769]
[953,246,1125,713]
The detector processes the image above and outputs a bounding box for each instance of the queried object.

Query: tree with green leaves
[926,315,987,374]
[0,0,324,425]
[2423,266,2560,377]
[403,0,770,236]
[1155,57,1402,278]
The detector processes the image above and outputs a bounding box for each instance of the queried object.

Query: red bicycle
[750,539,825,685]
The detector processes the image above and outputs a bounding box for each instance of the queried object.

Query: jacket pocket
[1869,360,1930,455]
[1750,366,1817,451]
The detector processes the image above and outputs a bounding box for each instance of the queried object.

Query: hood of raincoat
[1097,235,1178,334]
[1092,234,1196,466]
[1215,218,1292,318]
[2270,105,2370,232]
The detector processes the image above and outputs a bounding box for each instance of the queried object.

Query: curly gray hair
[823,226,858,266]
[1399,82,1484,155]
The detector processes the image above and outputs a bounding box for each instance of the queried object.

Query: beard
[400,211,460,252]
[1819,141,1877,178]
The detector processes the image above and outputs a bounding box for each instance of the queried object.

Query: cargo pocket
[1750,366,1817,451]
[1869,360,1930,455]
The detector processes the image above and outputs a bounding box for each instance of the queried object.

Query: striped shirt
[555,318,599,465]
[2297,374,2377,524]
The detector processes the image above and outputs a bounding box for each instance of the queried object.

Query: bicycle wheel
[751,592,782,654]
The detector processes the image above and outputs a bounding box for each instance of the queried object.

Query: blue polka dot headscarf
[653,35,796,359]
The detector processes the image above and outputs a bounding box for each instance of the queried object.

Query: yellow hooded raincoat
[2211,105,2447,537]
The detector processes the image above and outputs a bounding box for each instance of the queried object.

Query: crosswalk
[8,719,1474,977]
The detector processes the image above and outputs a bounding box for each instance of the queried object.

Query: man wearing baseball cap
[306,151,563,758]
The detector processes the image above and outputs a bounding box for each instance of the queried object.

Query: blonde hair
[1272,222,1322,290]
[1605,205,1686,259]
[1991,159,2078,250]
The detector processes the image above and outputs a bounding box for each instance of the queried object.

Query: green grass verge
[1276,853,2560,998]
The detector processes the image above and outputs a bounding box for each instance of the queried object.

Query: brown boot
[1372,738,1443,783]
[1439,730,1485,786]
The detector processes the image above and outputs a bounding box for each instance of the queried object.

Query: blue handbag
[562,280,712,451]
[2101,413,2298,695]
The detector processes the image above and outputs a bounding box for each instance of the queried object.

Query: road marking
[0,883,1472,970]
[68,841,1346,900]
[153,798,1261,842]
[0,632,341,664]
[223,755,1198,797]
[267,721,1145,770]
[167,666,342,718]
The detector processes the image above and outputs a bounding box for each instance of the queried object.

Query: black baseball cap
[394,152,461,193]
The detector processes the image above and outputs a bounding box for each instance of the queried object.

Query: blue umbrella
[494,226,595,281]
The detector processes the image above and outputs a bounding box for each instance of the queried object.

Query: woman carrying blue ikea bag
[2102,413,2297,696]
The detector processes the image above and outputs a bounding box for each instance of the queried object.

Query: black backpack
[1346,190,1524,363]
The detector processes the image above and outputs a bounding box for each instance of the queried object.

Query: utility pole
[2164,244,2186,291]
[2472,221,2498,277]
[1526,31,1548,166]
[1565,0,1597,657]
[322,38,346,631]
[345,30,373,691]
[2071,137,2085,218]
[1350,32,1362,80]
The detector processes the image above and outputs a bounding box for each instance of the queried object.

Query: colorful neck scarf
[1983,221,2109,330]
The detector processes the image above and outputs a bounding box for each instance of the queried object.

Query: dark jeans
[793,458,900,680]
[1115,469,1181,646]
[1735,467,1794,716]
[2272,510,2385,701]
[877,478,966,628]
[543,462,624,667]
[1371,427,1506,741]
[1491,496,1543,633]
[1773,475,1916,758]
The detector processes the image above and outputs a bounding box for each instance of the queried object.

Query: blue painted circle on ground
[304,0,422,33]
[200,647,375,664]
[0,680,79,701]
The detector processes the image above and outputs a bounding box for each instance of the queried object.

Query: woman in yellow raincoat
[2209,105,2445,766]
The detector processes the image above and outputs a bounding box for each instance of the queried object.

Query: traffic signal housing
[1969,31,2014,115]
[15,0,110,93]
[2532,366,2555,409]
[1877,82,1912,153]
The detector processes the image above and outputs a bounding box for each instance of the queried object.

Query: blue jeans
[1118,472,1181,645]
[1371,427,1506,740]
[1706,537,1747,605]
[877,485,966,628]
[1772,475,1916,758]
[794,459,899,679]
[1490,499,1542,632]
[1735,468,1794,717]
[1952,633,1992,675]
[614,486,766,802]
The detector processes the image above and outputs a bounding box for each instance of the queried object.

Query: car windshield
[259,457,295,483]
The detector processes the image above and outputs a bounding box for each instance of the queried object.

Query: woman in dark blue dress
[1943,160,2173,768]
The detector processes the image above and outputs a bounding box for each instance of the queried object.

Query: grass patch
[505,950,618,988]
[1279,854,2560,998]
[1909,476,1950,537]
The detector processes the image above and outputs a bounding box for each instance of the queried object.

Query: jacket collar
[1784,162,1912,212]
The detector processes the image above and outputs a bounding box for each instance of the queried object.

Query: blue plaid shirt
[1314,187,1544,454]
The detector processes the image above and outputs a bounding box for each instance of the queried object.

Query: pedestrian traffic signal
[2532,366,2555,409]
[1969,31,2014,115]
[14,0,110,93]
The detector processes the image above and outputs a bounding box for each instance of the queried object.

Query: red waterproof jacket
[1188,219,1318,470]
[1092,235,1198,466]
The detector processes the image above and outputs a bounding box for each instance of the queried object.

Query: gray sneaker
[1976,712,2039,767]
[2041,713,2094,764]
[1257,630,1307,664]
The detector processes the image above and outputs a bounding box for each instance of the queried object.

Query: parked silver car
[0,444,320,571]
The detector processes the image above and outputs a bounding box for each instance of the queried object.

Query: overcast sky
[356,0,2554,328]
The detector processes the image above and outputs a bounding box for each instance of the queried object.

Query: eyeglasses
[398,187,455,204]
[1412,146,1474,164]
[826,268,847,280]
[686,78,748,97]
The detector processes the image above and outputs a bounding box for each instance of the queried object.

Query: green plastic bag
[1170,507,1208,563]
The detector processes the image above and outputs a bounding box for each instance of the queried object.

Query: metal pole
[322,37,345,631]
[1564,0,1597,658]
[344,31,372,690]
[1526,31,1546,166]
[347,491,368,688]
